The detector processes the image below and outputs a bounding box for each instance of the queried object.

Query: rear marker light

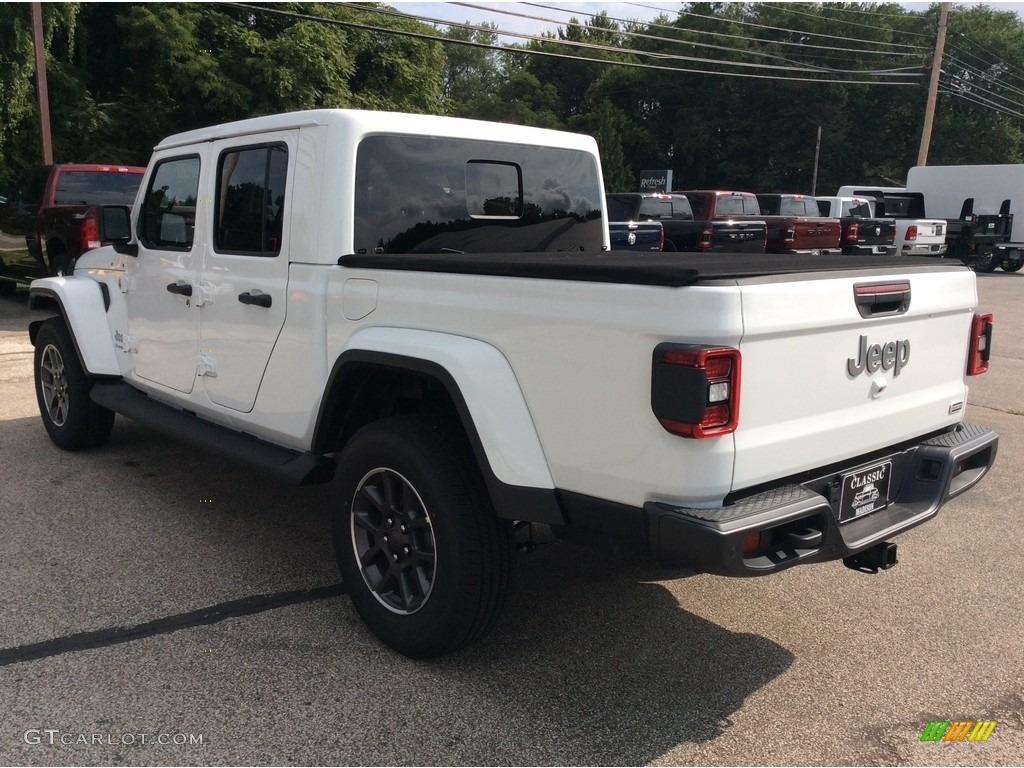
[967,312,994,376]
[652,345,741,439]
[743,532,761,556]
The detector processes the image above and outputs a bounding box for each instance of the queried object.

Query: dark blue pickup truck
[608,218,663,251]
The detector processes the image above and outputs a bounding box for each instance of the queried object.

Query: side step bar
[90,381,335,486]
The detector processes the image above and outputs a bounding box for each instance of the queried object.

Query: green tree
[439,23,501,116]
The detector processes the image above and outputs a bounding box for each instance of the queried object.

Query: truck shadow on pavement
[420,535,795,765]
[1,415,793,765]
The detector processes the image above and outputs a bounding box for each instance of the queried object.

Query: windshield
[54,171,144,206]
[779,199,815,216]
[843,201,873,217]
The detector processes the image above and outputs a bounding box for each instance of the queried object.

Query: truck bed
[339,251,960,287]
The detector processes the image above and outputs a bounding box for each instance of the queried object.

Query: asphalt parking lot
[0,272,1022,766]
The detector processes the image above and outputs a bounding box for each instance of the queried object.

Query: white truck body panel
[338,326,556,490]
[325,268,744,507]
[27,275,122,376]
[731,269,974,489]
[907,164,1024,233]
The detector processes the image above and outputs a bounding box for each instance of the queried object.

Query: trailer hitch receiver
[843,541,898,574]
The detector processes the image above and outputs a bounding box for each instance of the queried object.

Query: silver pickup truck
[837,185,947,257]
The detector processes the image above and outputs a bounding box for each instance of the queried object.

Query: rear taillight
[906,225,918,241]
[846,221,859,243]
[652,344,741,439]
[658,225,665,251]
[697,228,714,250]
[783,226,796,244]
[967,312,994,376]
[81,215,101,251]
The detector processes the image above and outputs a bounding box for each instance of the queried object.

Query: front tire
[332,416,513,658]
[34,318,114,450]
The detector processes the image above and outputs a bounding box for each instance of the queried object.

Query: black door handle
[166,281,192,296]
[238,291,272,308]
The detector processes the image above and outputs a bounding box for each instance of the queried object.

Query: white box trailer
[906,164,1024,273]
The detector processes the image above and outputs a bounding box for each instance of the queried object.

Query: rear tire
[51,250,74,277]
[332,416,513,658]
[34,318,114,450]
[973,250,998,273]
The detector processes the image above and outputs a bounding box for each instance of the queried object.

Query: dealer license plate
[838,461,892,523]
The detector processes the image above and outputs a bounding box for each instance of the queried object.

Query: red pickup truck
[0,164,145,286]
[754,193,844,254]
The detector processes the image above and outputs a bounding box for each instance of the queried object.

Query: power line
[334,3,921,82]
[943,51,1024,103]
[940,86,1024,121]
[622,1,931,51]
[759,1,935,37]
[942,65,1024,115]
[946,40,1024,94]
[522,1,929,59]
[446,2,923,74]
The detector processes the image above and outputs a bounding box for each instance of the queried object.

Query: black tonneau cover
[339,252,957,287]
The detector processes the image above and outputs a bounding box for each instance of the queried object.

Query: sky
[387,1,1024,44]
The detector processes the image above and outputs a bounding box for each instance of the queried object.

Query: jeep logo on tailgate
[847,335,911,377]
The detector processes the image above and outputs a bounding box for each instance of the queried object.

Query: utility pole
[917,1,950,167]
[31,2,53,165]
[811,124,822,195]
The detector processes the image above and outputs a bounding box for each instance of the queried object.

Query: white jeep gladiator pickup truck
[28,110,998,658]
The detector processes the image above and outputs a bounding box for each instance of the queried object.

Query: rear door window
[354,135,603,253]
[214,144,288,256]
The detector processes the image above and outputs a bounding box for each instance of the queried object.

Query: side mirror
[102,205,138,256]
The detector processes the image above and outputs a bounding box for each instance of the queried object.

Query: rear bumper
[844,244,897,257]
[644,423,997,576]
[773,247,843,256]
[902,243,948,256]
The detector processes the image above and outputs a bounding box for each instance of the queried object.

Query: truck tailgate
[732,267,976,491]
[713,220,767,252]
